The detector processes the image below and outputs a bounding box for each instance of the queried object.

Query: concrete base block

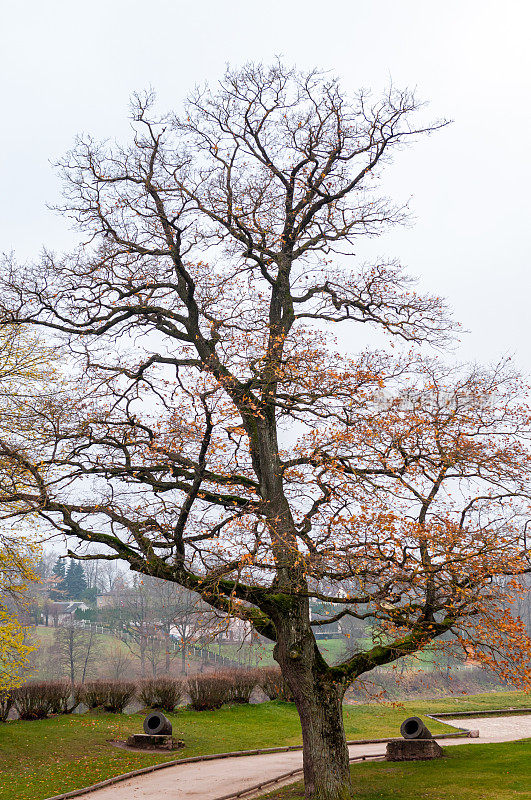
[125,734,184,751]
[386,739,444,761]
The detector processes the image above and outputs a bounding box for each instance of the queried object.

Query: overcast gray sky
[1,0,530,369]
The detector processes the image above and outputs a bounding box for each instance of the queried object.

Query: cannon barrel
[143,710,173,736]
[400,716,432,739]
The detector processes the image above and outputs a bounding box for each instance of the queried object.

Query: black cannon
[126,709,183,750]
[386,717,442,761]
[399,716,432,740]
[143,710,173,736]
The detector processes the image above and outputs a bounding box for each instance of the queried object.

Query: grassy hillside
[30,625,202,678]
[33,624,128,653]
[32,625,355,675]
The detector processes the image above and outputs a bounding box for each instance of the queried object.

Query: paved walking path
[65,715,531,800]
[439,714,531,743]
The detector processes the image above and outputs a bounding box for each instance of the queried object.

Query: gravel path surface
[436,714,531,743]
[64,715,531,800]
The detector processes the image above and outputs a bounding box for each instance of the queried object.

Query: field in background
[204,636,443,669]
[30,625,361,677]
[30,625,204,678]
[28,626,515,701]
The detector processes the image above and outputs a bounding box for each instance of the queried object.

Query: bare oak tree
[1,63,531,800]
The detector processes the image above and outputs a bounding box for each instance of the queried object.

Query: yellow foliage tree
[0,325,53,689]
[0,588,36,692]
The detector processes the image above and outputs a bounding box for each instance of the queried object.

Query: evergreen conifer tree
[50,558,65,600]
[64,560,87,600]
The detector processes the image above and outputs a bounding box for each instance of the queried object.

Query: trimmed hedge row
[139,676,184,711]
[7,682,75,720]
[80,681,136,712]
[0,667,292,720]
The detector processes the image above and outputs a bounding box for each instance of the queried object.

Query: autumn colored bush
[0,690,13,722]
[139,676,184,711]
[187,673,232,710]
[398,667,501,697]
[79,680,136,712]
[258,667,294,702]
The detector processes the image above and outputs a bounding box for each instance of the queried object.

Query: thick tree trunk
[254,417,351,799]
[273,600,351,800]
[294,671,350,800]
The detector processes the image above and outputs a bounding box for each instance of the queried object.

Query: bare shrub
[398,667,501,697]
[11,683,54,720]
[45,681,76,715]
[223,668,259,703]
[187,673,231,711]
[79,681,107,709]
[52,682,84,714]
[258,667,293,701]
[106,644,133,681]
[139,676,184,711]
[0,690,13,722]
[80,680,136,712]
[103,680,136,712]
[345,666,504,702]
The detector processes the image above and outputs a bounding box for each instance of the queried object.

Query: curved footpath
[48,714,531,800]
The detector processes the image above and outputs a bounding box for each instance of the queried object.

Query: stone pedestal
[386,739,443,761]
[126,734,184,751]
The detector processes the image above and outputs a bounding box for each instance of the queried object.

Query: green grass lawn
[204,639,275,666]
[204,637,351,667]
[0,691,528,800]
[261,740,531,800]
[421,690,531,714]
